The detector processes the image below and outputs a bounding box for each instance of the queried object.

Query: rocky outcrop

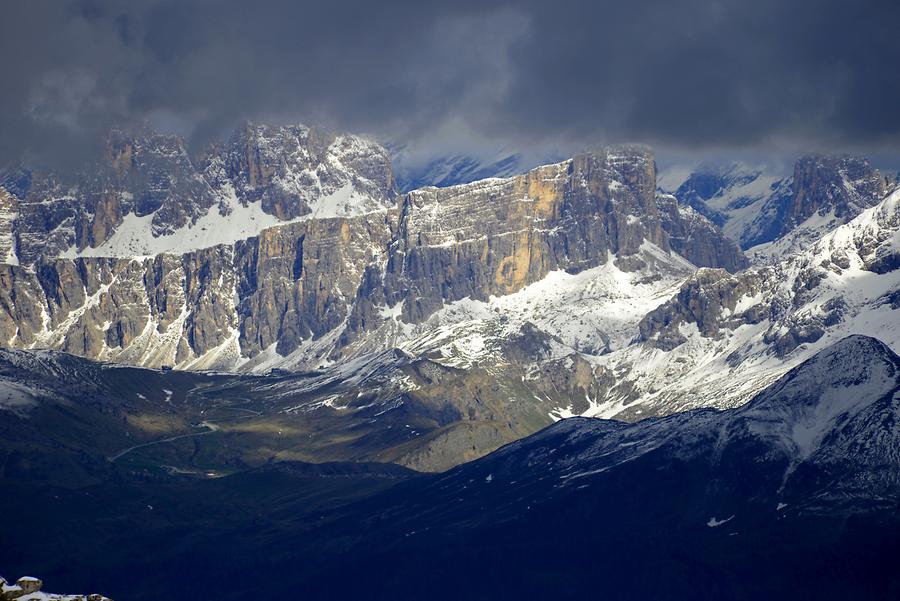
[0,187,17,265]
[787,155,887,229]
[9,130,220,265]
[202,123,397,220]
[638,264,850,358]
[655,194,748,272]
[640,187,900,358]
[638,268,766,350]
[0,575,111,601]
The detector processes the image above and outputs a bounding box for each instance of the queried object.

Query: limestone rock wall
[1,146,752,370]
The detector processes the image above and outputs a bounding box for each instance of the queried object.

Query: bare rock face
[337,148,705,351]
[99,130,218,240]
[742,155,886,251]
[1,123,397,268]
[637,264,851,357]
[234,213,393,357]
[638,268,765,350]
[8,130,219,265]
[639,186,900,360]
[655,193,748,272]
[0,138,748,371]
[788,155,886,228]
[379,148,666,323]
[0,187,17,265]
[2,169,77,267]
[203,123,397,220]
[743,155,887,258]
[0,211,391,369]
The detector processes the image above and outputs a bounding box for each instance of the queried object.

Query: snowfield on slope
[63,184,387,259]
[591,187,900,419]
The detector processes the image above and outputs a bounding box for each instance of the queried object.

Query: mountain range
[1,121,899,598]
[2,123,898,472]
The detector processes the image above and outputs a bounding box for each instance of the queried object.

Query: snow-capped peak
[55,123,398,259]
[738,335,900,459]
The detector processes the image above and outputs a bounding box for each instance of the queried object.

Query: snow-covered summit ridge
[589,186,900,420]
[735,335,900,462]
[488,335,900,500]
[743,335,898,413]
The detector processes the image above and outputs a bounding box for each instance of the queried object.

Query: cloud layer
[2,0,899,167]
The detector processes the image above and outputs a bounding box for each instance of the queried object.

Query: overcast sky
[3,0,899,170]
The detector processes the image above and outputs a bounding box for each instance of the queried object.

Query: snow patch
[706,515,735,527]
[63,184,384,259]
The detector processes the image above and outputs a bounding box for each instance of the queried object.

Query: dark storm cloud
[493,0,900,152]
[1,0,899,168]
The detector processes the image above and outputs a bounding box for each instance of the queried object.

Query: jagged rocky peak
[203,122,397,220]
[788,154,887,228]
[2,122,398,266]
[600,187,900,420]
[670,154,889,252]
[98,128,218,235]
[0,142,754,371]
[655,193,748,272]
[3,127,213,264]
[749,154,889,253]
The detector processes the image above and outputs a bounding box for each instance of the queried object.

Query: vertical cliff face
[786,155,887,230]
[0,121,401,369]
[377,148,668,324]
[0,135,753,371]
[0,211,393,369]
[0,187,17,265]
[235,213,393,359]
[0,252,235,367]
[655,193,749,273]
